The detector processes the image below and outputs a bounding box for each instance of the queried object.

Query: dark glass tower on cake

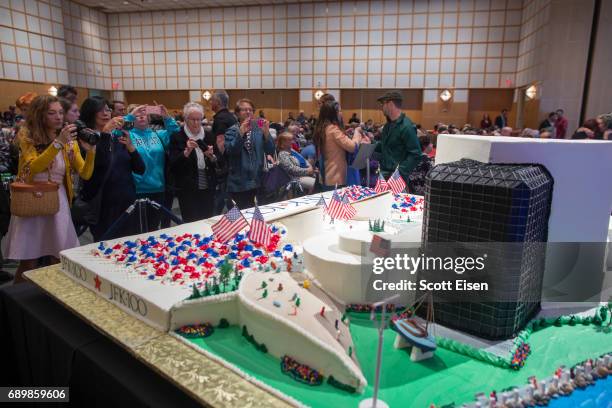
[420,159,554,339]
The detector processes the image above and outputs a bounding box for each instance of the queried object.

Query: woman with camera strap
[78,97,145,241]
[6,95,96,283]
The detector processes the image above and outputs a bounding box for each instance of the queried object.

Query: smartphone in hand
[145,105,161,115]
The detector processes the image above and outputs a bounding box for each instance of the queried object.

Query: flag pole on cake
[211,201,249,243]
[374,164,389,193]
[316,194,328,220]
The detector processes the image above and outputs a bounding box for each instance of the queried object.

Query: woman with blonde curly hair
[6,95,96,282]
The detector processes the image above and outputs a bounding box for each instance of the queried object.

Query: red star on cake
[94,275,102,291]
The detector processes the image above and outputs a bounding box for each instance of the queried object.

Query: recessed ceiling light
[123,1,129,4]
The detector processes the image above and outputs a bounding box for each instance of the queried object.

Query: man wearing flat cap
[374,90,421,184]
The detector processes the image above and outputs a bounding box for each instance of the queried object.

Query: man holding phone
[224,98,275,209]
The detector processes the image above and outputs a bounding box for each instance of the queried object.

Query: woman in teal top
[124,105,180,232]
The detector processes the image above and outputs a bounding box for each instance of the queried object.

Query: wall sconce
[314,90,324,100]
[48,86,58,96]
[439,89,452,102]
[202,90,212,101]
[525,85,537,100]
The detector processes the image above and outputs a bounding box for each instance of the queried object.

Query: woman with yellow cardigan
[6,95,95,283]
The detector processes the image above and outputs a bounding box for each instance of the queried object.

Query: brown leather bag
[10,163,59,217]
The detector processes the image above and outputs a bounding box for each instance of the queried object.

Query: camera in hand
[73,120,100,145]
[122,120,134,131]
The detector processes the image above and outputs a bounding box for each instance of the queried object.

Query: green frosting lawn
[182,313,610,407]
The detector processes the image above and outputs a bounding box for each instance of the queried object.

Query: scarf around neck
[184,125,206,170]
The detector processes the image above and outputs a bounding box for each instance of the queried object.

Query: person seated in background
[539,112,558,133]
[287,122,307,150]
[480,113,492,129]
[555,109,568,139]
[348,113,360,125]
[596,113,612,140]
[406,134,434,196]
[296,110,307,125]
[308,114,316,128]
[520,128,540,138]
[578,118,600,139]
[276,132,316,195]
[287,112,295,122]
[79,97,145,241]
[258,110,265,119]
[539,129,553,138]
[2,106,16,126]
[500,127,513,136]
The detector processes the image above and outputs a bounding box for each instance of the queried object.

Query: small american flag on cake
[387,168,407,194]
[212,206,249,243]
[249,205,272,247]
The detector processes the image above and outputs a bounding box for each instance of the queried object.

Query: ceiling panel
[77,0,308,13]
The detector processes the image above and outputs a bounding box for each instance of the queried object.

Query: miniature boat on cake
[394,318,437,352]
[392,292,437,353]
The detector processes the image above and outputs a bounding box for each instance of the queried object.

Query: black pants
[135,192,165,233]
[177,189,215,223]
[228,189,257,210]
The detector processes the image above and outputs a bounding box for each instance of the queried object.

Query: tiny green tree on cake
[219,260,232,290]
[368,219,385,232]
[189,284,201,299]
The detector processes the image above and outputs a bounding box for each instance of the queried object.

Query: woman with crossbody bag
[6,95,95,283]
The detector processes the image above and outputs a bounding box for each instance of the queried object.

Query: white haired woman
[168,102,217,222]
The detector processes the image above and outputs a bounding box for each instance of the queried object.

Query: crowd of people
[0,85,610,284]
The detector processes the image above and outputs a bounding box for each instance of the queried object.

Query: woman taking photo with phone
[78,96,145,241]
[123,104,179,231]
[168,102,217,222]
[6,95,96,283]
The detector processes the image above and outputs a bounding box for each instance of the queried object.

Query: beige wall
[584,0,612,120]
[467,89,514,128]
[421,89,468,129]
[536,0,595,134]
[0,0,110,90]
[340,89,422,125]
[0,79,89,113]
[104,1,522,91]
[226,90,299,124]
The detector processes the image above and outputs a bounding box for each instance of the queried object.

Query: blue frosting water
[548,376,611,407]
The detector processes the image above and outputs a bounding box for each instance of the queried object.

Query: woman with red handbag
[6,95,96,283]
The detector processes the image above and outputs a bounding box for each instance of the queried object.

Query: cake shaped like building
[421,159,554,339]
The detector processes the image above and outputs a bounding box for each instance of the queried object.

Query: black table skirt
[0,283,203,408]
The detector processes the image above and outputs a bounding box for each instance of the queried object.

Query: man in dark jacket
[374,91,421,183]
[211,91,237,214]
[224,99,275,209]
[495,109,508,129]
